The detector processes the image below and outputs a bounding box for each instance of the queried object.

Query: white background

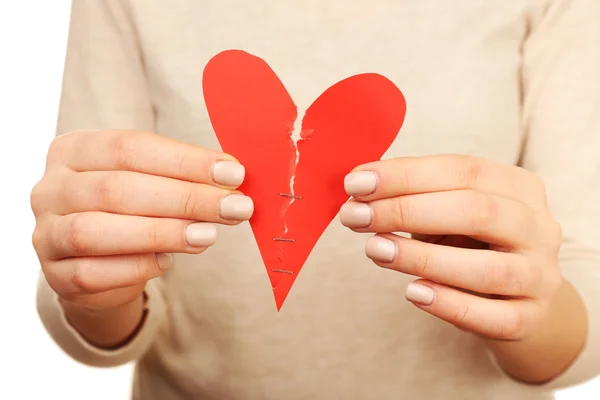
[0,1,598,399]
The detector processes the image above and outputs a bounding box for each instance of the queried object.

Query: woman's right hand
[31,129,253,314]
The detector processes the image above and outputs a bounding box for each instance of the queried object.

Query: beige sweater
[37,1,600,399]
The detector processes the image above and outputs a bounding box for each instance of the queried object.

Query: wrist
[60,293,147,349]
[483,280,587,384]
[59,292,145,316]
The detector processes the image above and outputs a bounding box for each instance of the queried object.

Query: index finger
[48,129,244,187]
[344,155,546,209]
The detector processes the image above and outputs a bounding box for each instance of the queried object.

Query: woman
[32,1,600,399]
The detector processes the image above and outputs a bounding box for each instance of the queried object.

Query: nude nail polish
[186,223,218,247]
[219,194,254,221]
[344,171,377,196]
[405,283,435,305]
[212,161,245,187]
[157,253,174,270]
[339,202,372,228]
[366,236,396,263]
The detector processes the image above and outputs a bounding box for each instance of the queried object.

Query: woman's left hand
[340,155,563,341]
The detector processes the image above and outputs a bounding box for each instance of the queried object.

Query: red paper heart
[203,50,406,310]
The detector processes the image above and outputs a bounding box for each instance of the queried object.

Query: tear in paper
[282,110,303,235]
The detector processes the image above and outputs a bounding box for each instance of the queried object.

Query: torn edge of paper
[273,108,305,288]
[284,110,304,232]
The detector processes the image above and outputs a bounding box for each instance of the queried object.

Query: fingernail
[339,202,372,228]
[157,253,174,270]
[212,161,245,187]
[406,283,435,305]
[366,236,396,263]
[344,171,377,196]
[186,222,218,247]
[219,194,254,221]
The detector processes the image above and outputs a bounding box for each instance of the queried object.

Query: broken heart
[203,50,406,310]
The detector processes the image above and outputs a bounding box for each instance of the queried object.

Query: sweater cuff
[36,274,166,368]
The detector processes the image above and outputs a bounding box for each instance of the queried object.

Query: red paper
[203,50,406,310]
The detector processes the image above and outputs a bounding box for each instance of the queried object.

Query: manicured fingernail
[186,222,218,247]
[339,202,372,228]
[344,171,377,196]
[219,194,254,221]
[366,236,396,263]
[212,161,245,187]
[406,283,435,305]
[157,253,174,270]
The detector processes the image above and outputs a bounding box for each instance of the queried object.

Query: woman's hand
[340,155,563,341]
[31,130,253,345]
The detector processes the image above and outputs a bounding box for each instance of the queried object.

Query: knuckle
[31,227,46,252]
[57,292,78,303]
[65,214,93,254]
[41,266,66,296]
[493,309,524,340]
[481,257,522,294]
[47,220,62,254]
[93,173,123,209]
[146,220,160,248]
[30,181,48,213]
[547,218,563,249]
[534,215,562,255]
[131,254,148,284]
[180,186,202,219]
[463,191,497,231]
[398,164,416,193]
[46,276,78,303]
[108,133,138,171]
[523,260,542,293]
[172,151,188,176]
[552,219,563,242]
[526,170,547,197]
[544,270,563,296]
[413,251,432,277]
[47,134,71,161]
[391,198,413,228]
[452,302,471,325]
[70,259,96,294]
[454,156,484,188]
